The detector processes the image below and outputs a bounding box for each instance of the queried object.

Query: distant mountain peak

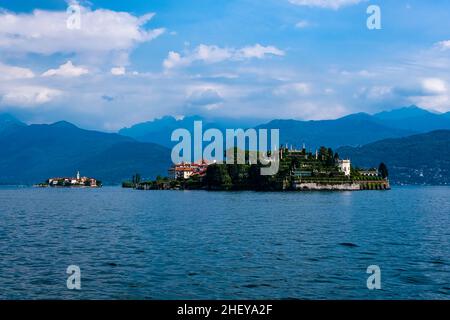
[402,105,441,114]
[0,113,23,125]
[374,105,432,120]
[50,121,78,129]
[339,112,373,121]
[0,114,26,134]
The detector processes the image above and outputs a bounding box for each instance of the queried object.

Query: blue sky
[0,0,450,130]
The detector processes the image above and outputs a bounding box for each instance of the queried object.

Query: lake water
[0,186,449,300]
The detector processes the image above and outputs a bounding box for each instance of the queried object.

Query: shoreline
[34,185,102,189]
[1,183,449,190]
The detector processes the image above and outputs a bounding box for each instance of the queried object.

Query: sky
[0,0,450,130]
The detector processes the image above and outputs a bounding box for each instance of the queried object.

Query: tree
[132,173,141,185]
[379,163,389,179]
[334,152,340,161]
[327,148,334,159]
[325,148,335,166]
[227,164,249,188]
[205,164,232,190]
[319,146,328,160]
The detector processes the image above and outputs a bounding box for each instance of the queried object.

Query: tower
[337,160,351,176]
[76,171,80,180]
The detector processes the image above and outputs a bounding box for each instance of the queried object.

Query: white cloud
[194,45,233,63]
[0,63,35,80]
[163,52,184,69]
[436,40,450,50]
[356,86,393,100]
[0,6,165,64]
[1,86,62,107]
[42,61,89,77]
[295,20,310,29]
[186,88,224,108]
[110,66,126,76]
[413,78,449,112]
[274,82,311,96]
[412,95,450,113]
[291,102,347,120]
[340,69,376,77]
[369,86,393,98]
[238,44,285,59]
[163,44,285,69]
[288,0,363,9]
[422,78,447,94]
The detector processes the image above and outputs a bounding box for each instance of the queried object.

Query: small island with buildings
[36,171,101,188]
[123,145,390,191]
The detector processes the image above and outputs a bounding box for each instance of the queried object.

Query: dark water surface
[0,186,448,299]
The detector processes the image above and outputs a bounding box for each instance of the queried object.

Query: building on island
[281,144,352,177]
[47,171,100,187]
[169,160,211,180]
[358,169,379,177]
[293,170,312,178]
[337,159,351,176]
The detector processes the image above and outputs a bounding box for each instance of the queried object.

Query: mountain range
[338,130,450,185]
[119,115,259,148]
[119,106,450,149]
[1,105,450,185]
[0,117,171,185]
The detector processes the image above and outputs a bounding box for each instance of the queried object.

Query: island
[123,146,390,191]
[36,171,102,188]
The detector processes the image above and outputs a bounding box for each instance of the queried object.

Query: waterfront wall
[294,182,361,191]
[293,181,390,191]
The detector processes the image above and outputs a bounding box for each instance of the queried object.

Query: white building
[169,161,210,180]
[359,169,379,177]
[337,159,351,176]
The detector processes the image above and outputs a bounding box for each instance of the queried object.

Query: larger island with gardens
[123,146,390,191]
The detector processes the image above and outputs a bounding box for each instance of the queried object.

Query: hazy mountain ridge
[120,106,450,149]
[119,115,258,148]
[337,130,450,185]
[0,113,26,134]
[255,113,415,149]
[0,117,172,185]
[371,106,450,132]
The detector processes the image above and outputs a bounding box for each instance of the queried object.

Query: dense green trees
[205,164,233,190]
[247,164,278,190]
[202,163,282,191]
[227,164,250,189]
[379,162,389,179]
[318,146,328,160]
[318,146,336,166]
[334,152,340,161]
